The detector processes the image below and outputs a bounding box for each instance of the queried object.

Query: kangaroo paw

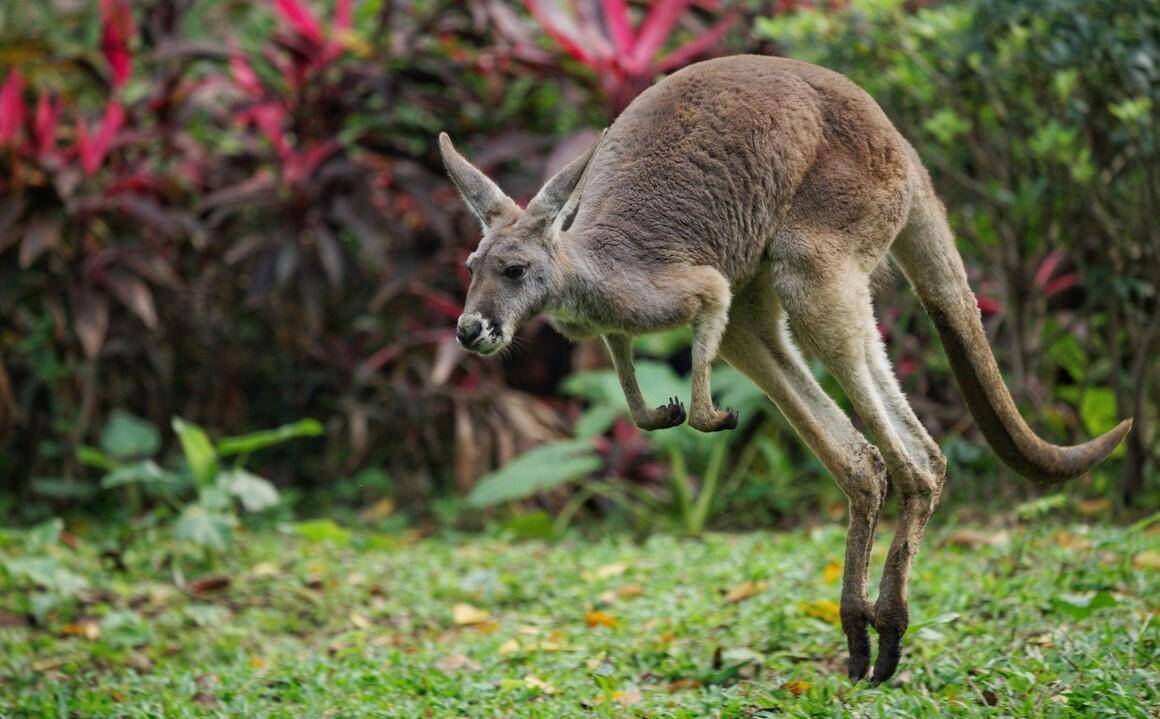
[871,599,908,685]
[637,397,686,431]
[842,600,875,682]
[689,406,739,433]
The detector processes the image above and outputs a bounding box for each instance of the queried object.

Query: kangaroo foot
[689,406,738,433]
[637,397,686,431]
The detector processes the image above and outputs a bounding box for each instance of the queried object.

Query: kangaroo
[438,55,1132,683]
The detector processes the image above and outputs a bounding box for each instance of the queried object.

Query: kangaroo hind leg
[776,261,945,684]
[718,270,887,681]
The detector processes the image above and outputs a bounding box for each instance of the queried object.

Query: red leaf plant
[519,0,741,112]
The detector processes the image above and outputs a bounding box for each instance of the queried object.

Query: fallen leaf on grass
[724,580,767,604]
[585,610,619,628]
[1076,498,1110,515]
[524,675,556,694]
[946,529,1009,548]
[31,658,67,672]
[358,497,396,521]
[538,630,569,651]
[822,561,842,584]
[617,583,643,599]
[350,612,372,630]
[497,638,520,655]
[667,678,702,692]
[800,598,841,625]
[60,621,100,640]
[452,602,490,626]
[187,574,231,595]
[583,561,629,581]
[782,679,811,695]
[612,688,642,705]
[192,693,217,707]
[1132,550,1160,570]
[436,654,481,672]
[1053,531,1092,550]
[251,562,279,577]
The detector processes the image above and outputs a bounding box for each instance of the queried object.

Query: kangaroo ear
[520,129,605,239]
[438,132,520,232]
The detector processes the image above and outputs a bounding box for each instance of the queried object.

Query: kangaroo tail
[891,184,1132,484]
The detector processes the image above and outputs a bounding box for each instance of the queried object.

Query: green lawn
[2,519,1158,717]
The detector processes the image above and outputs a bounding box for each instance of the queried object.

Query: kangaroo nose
[456,316,483,346]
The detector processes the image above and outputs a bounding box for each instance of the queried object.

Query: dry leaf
[800,598,841,625]
[822,561,842,584]
[251,562,279,577]
[524,675,556,694]
[585,610,619,628]
[947,529,1009,548]
[724,580,767,604]
[584,561,629,581]
[358,497,396,522]
[1053,531,1092,550]
[1133,550,1160,571]
[617,583,643,599]
[783,679,811,696]
[497,639,520,655]
[667,678,701,692]
[187,574,231,596]
[350,612,372,630]
[452,603,490,626]
[1076,498,1110,515]
[612,689,642,705]
[538,630,569,651]
[436,654,480,672]
[60,621,100,640]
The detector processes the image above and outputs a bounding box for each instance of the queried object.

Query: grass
[1,518,1158,717]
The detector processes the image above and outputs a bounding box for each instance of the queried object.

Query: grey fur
[439,55,1132,683]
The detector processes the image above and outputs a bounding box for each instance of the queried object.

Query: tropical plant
[78,412,323,551]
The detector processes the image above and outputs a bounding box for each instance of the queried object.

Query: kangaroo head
[438,132,602,355]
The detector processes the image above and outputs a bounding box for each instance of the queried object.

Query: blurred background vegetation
[0,0,1156,545]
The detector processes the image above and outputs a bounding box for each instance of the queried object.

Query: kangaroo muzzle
[456,313,506,355]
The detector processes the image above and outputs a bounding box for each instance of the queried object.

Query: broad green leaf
[216,418,324,457]
[574,403,622,439]
[1080,388,1117,437]
[101,460,178,489]
[23,518,63,552]
[292,518,351,545]
[2,556,88,597]
[1051,591,1118,620]
[219,468,280,512]
[100,609,151,648]
[468,440,602,507]
[172,417,219,487]
[100,410,160,460]
[76,445,114,470]
[173,505,235,552]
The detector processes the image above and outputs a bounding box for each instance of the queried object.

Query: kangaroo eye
[503,265,527,280]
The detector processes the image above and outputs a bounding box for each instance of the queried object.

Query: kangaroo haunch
[438,54,1133,684]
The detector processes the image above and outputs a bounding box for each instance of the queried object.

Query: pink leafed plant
[520,0,741,112]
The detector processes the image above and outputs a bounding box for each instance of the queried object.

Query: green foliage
[0,522,1156,715]
[79,413,321,553]
[468,440,604,508]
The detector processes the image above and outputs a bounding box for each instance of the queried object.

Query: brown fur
[439,55,1132,683]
